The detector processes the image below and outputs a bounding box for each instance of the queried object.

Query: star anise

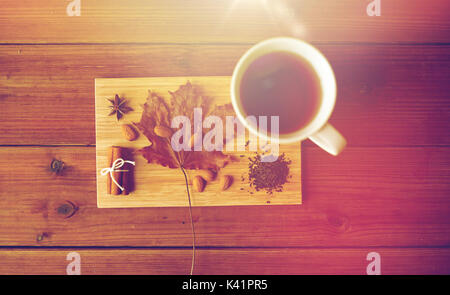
[107,94,133,121]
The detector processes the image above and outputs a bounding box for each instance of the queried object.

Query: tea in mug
[240,51,322,135]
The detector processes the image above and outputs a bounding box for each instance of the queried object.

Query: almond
[121,124,139,141]
[193,176,206,192]
[154,125,172,138]
[219,175,233,191]
[189,134,195,150]
[197,169,216,182]
[189,132,202,150]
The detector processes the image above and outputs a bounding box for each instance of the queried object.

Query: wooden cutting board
[95,77,301,208]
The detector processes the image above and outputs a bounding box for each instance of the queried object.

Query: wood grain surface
[0,248,448,275]
[95,77,301,207]
[0,0,449,274]
[1,44,449,146]
[0,0,449,43]
[0,146,448,247]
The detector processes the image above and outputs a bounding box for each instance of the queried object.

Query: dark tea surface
[240,51,321,135]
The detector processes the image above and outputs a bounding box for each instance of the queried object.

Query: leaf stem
[180,165,195,276]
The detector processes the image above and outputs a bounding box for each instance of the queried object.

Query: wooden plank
[95,77,301,208]
[0,146,448,247]
[1,44,449,146]
[0,248,448,275]
[0,0,449,43]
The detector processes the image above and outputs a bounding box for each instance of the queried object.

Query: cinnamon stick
[107,146,123,195]
[106,147,113,194]
[122,148,135,195]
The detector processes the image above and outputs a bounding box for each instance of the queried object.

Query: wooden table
[0,0,449,275]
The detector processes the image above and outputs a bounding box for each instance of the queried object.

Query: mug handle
[308,123,347,156]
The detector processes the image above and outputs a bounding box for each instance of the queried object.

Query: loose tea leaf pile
[248,153,291,194]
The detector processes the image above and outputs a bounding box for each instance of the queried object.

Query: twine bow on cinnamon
[101,158,135,192]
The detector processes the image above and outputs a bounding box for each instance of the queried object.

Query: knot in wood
[50,159,65,174]
[327,214,350,232]
[57,201,77,218]
[36,232,50,242]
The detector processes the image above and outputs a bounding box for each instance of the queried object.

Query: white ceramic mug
[230,37,347,156]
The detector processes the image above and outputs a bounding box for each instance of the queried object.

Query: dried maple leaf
[135,81,235,171]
